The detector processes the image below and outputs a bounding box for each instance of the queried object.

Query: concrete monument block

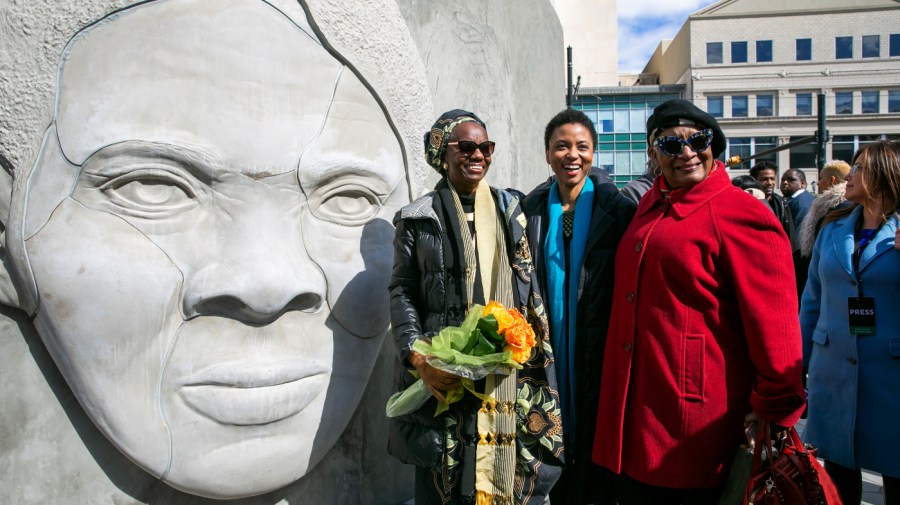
[395,0,566,191]
[1,0,420,501]
[0,0,563,503]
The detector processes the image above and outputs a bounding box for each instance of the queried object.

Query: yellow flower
[482,300,514,332]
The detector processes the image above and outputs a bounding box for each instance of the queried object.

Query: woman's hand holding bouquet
[386,301,536,417]
[407,350,460,404]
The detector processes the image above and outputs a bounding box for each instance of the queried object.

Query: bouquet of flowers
[385,301,536,417]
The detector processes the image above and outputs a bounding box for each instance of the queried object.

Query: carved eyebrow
[80,140,222,182]
[298,155,396,192]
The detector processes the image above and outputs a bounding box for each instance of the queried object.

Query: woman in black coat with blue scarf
[523,109,636,505]
[388,110,564,504]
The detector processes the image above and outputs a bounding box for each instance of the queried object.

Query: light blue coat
[800,206,900,477]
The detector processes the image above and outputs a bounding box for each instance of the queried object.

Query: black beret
[646,99,727,158]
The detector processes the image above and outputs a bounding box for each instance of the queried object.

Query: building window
[732,95,748,117]
[835,36,853,59]
[754,137,777,165]
[890,90,900,112]
[630,109,646,134]
[630,152,647,175]
[598,152,614,173]
[620,152,637,174]
[832,135,855,163]
[727,137,776,170]
[859,134,885,147]
[796,38,812,61]
[614,110,630,133]
[796,93,812,116]
[832,135,891,164]
[756,95,774,116]
[708,96,724,118]
[862,35,880,58]
[707,42,723,64]
[598,111,613,132]
[729,137,751,168]
[835,92,853,114]
[732,41,748,63]
[756,40,773,62]
[789,136,817,169]
[861,91,879,113]
[891,34,900,56]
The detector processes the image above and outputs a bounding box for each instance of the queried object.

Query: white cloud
[617,0,714,21]
[618,18,686,73]
[617,0,719,73]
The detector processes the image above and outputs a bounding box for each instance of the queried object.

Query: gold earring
[442,162,449,171]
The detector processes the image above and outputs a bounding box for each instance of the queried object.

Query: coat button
[626,292,635,302]
[635,241,643,252]
[848,357,857,365]
[850,280,857,286]
[624,342,632,352]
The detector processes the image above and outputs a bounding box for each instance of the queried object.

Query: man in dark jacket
[522,108,636,505]
[751,161,805,301]
[751,161,799,254]
[781,168,815,229]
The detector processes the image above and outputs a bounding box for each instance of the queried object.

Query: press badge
[848,297,876,335]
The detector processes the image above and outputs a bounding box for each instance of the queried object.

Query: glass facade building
[572,87,682,187]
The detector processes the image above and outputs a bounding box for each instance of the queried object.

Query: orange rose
[482,300,514,332]
[505,343,532,364]
[502,308,536,363]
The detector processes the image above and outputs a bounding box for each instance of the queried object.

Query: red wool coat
[592,165,806,489]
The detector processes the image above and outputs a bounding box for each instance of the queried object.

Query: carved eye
[102,169,196,216]
[313,185,381,226]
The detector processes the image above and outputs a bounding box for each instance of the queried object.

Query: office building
[642,0,900,184]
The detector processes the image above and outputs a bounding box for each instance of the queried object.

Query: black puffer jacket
[522,173,635,504]
[387,185,526,469]
[387,182,566,505]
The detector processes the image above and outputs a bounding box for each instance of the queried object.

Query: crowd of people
[388,100,899,504]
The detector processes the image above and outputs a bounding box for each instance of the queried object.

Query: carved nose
[184,274,324,325]
[181,202,326,324]
[182,251,325,324]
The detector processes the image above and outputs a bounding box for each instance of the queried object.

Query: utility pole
[816,93,827,173]
[566,46,574,108]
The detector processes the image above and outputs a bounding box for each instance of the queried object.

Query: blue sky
[618,0,719,73]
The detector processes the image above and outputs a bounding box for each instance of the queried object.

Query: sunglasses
[448,140,496,157]
[655,129,713,157]
[849,163,861,176]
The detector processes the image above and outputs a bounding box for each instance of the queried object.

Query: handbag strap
[784,425,805,452]
[750,420,808,473]
[750,420,770,474]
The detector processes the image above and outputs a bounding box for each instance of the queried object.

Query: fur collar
[799,183,847,257]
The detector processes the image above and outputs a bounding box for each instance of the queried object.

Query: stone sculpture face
[11,0,406,498]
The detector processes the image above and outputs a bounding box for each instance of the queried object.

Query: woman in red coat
[592,99,806,504]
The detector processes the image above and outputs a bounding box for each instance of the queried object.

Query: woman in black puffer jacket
[388,109,563,504]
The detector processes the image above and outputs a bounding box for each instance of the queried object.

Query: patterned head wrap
[423,109,486,172]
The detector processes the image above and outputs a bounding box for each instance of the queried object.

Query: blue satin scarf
[543,177,593,438]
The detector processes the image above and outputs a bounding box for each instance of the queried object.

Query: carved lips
[179,361,329,426]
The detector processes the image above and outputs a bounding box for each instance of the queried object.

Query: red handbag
[743,420,843,505]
